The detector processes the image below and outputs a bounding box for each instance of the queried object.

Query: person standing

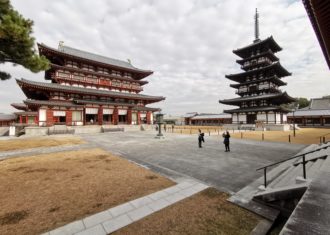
[222,131,231,152]
[198,129,204,148]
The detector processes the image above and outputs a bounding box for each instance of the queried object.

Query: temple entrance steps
[228,143,330,234]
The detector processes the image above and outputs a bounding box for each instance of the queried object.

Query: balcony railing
[241,58,273,70]
[236,86,279,94]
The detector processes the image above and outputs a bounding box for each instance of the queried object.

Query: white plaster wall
[276,114,281,124]
[283,114,287,122]
[238,114,247,123]
[268,113,275,122]
[257,113,266,121]
[233,114,238,123]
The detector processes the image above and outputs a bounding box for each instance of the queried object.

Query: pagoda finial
[254,8,260,43]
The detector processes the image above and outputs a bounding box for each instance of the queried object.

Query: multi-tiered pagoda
[12,42,165,126]
[219,10,295,125]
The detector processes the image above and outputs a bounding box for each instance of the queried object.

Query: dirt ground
[0,148,174,235]
[231,128,330,145]
[114,188,261,235]
[0,136,84,151]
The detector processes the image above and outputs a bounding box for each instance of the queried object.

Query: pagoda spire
[254,8,260,43]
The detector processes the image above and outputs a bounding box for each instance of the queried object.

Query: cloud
[1,0,329,115]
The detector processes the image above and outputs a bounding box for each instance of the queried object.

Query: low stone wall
[70,126,102,134]
[25,127,49,136]
[265,124,291,131]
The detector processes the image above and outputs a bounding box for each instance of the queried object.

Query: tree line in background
[0,0,49,81]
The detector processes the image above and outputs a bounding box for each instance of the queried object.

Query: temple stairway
[228,142,330,234]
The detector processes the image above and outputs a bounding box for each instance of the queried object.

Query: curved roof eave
[16,78,165,102]
[233,36,282,58]
[38,43,153,79]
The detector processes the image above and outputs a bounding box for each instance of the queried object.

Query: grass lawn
[231,128,330,145]
[0,136,84,151]
[0,148,174,235]
[114,188,261,235]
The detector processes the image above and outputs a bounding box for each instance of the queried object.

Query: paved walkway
[44,179,208,235]
[82,131,306,194]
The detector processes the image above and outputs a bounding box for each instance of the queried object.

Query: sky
[1,0,329,116]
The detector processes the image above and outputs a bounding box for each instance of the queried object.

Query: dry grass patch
[231,128,330,145]
[0,148,174,235]
[0,136,84,151]
[114,188,261,235]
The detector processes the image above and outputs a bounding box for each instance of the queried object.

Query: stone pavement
[82,131,306,194]
[44,179,208,235]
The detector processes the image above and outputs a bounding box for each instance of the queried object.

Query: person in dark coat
[222,131,231,152]
[198,129,204,148]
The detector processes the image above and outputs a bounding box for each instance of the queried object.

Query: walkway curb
[45,180,208,235]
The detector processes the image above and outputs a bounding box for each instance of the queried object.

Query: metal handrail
[256,144,330,187]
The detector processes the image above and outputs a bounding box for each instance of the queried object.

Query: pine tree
[0,0,49,80]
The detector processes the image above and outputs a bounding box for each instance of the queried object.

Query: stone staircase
[229,142,330,234]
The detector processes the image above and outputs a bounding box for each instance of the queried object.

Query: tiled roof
[17,79,165,102]
[229,76,286,88]
[220,92,295,104]
[233,36,282,58]
[133,106,160,112]
[24,100,84,107]
[287,109,330,117]
[224,106,286,114]
[0,113,16,120]
[14,111,38,116]
[309,98,330,110]
[183,112,198,118]
[191,114,232,120]
[11,103,28,111]
[225,62,291,81]
[39,43,152,74]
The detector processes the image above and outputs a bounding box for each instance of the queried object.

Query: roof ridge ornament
[254,8,261,43]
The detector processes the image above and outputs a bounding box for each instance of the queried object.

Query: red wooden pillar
[46,109,54,126]
[146,111,152,124]
[34,116,38,125]
[137,111,141,125]
[113,107,118,125]
[66,110,72,126]
[19,115,23,124]
[127,109,132,124]
[98,106,103,125]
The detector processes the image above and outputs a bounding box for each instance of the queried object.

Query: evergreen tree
[0,0,49,80]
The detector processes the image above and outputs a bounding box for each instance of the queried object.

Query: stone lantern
[155,113,164,139]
